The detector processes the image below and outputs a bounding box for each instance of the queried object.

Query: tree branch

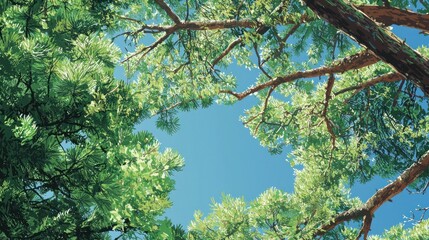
[314,150,429,237]
[358,5,429,33]
[335,72,403,95]
[121,20,260,62]
[222,50,379,100]
[212,38,243,67]
[121,32,172,63]
[252,86,276,134]
[357,214,372,240]
[261,23,301,66]
[154,0,181,24]
[322,74,336,148]
[176,19,259,30]
[304,0,429,95]
[211,2,306,67]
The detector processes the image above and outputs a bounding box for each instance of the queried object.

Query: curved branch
[224,50,379,100]
[335,72,403,95]
[314,150,429,237]
[211,38,243,67]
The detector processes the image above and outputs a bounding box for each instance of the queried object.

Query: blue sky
[135,60,295,224]
[117,15,429,236]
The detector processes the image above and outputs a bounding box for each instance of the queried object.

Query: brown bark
[141,19,259,32]
[335,72,403,95]
[314,150,429,237]
[303,0,429,237]
[222,50,379,100]
[304,0,429,95]
[175,19,259,30]
[358,6,429,33]
[154,0,181,24]
[212,2,295,67]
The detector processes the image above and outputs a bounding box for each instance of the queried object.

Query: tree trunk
[304,0,429,95]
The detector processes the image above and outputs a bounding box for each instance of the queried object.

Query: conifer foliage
[0,1,183,238]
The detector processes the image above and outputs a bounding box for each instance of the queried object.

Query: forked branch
[221,50,379,100]
[314,150,429,238]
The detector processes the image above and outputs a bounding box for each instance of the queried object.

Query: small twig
[253,86,276,134]
[172,61,190,74]
[254,43,272,79]
[185,0,190,21]
[211,1,298,68]
[121,32,172,63]
[417,207,429,223]
[406,180,429,195]
[117,15,143,24]
[419,0,429,10]
[261,23,301,65]
[154,102,182,117]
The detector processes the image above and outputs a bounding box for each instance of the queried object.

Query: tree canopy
[1,0,429,239]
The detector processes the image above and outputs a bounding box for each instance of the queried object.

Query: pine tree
[0,1,183,238]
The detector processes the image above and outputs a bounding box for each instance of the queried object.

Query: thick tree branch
[304,0,429,95]
[133,20,259,33]
[221,50,379,100]
[154,0,182,24]
[358,5,429,33]
[122,3,429,65]
[314,150,429,237]
[121,20,260,62]
[335,72,403,95]
[176,19,258,30]
[366,152,429,213]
